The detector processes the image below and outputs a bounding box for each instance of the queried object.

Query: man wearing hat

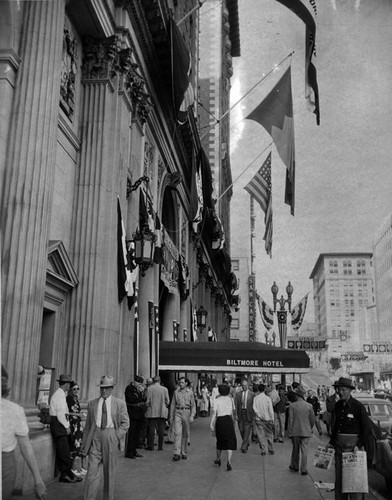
[329,377,370,500]
[124,375,147,459]
[49,374,82,483]
[81,375,129,500]
[145,375,170,451]
[287,384,315,475]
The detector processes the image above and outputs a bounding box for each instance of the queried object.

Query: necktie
[101,399,107,429]
[242,391,246,409]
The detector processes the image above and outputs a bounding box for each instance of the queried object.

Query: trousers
[254,419,274,453]
[84,428,118,500]
[238,410,253,451]
[290,436,310,473]
[147,417,166,450]
[334,434,365,500]
[173,410,190,455]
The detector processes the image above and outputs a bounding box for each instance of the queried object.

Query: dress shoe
[301,472,308,476]
[158,447,163,451]
[172,455,181,461]
[165,440,173,444]
[289,466,298,472]
[278,439,284,443]
[59,475,82,483]
[260,451,266,456]
[134,453,143,458]
[227,462,232,471]
[241,449,247,453]
[214,459,221,466]
[145,447,153,451]
[181,454,187,460]
[268,450,275,455]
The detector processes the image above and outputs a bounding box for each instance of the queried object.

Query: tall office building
[309,253,374,356]
[373,213,392,340]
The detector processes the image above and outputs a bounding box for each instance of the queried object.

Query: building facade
[309,253,374,358]
[0,0,239,492]
[373,213,392,340]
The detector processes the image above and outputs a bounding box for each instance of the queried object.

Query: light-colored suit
[82,396,129,500]
[287,397,315,473]
[146,383,170,450]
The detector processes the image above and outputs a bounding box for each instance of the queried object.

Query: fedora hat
[294,384,306,399]
[57,374,73,383]
[98,375,116,388]
[333,377,355,389]
[134,375,144,383]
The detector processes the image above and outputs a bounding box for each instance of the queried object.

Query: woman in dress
[66,381,85,475]
[210,384,237,471]
[200,383,210,417]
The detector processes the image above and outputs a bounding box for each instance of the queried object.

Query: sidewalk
[21,416,379,500]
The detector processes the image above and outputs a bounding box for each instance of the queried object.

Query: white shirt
[49,387,70,429]
[96,396,114,428]
[214,396,234,417]
[1,398,29,452]
[241,389,248,409]
[253,393,274,421]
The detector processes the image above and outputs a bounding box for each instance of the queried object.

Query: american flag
[244,152,273,257]
[133,287,139,377]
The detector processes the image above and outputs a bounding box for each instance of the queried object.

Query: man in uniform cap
[124,375,147,458]
[49,374,82,483]
[328,377,370,500]
[82,376,129,500]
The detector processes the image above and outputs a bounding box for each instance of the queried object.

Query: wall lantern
[132,226,156,276]
[196,305,208,331]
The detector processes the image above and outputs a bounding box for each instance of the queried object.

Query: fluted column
[1,1,65,404]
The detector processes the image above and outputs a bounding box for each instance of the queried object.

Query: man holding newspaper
[328,377,370,500]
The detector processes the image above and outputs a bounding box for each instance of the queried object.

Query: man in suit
[235,377,255,453]
[145,375,170,451]
[287,384,315,475]
[82,376,129,500]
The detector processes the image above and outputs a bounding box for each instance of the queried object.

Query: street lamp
[270,281,294,348]
[132,226,156,276]
[196,306,208,331]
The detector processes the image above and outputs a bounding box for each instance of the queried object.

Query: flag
[246,68,295,215]
[170,17,191,116]
[126,241,139,310]
[191,306,198,342]
[291,292,309,331]
[275,0,320,125]
[277,310,288,348]
[257,294,275,331]
[133,287,139,377]
[244,152,273,256]
[117,197,128,303]
[154,305,160,374]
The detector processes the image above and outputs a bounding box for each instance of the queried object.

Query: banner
[291,293,309,331]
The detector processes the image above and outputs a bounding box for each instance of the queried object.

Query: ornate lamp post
[270,281,293,348]
[196,306,208,332]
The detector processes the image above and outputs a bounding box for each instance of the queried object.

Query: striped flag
[133,287,139,377]
[256,294,275,331]
[117,197,128,302]
[291,292,309,331]
[244,152,273,257]
[246,67,295,215]
[275,0,320,125]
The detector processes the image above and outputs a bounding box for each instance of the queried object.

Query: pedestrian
[234,376,255,453]
[328,377,370,500]
[210,379,219,412]
[210,384,237,471]
[253,384,275,455]
[66,381,87,476]
[49,374,82,483]
[124,374,147,459]
[81,375,129,500]
[145,375,170,451]
[306,389,323,436]
[325,383,340,435]
[287,384,315,475]
[1,365,47,500]
[169,377,196,461]
[138,378,152,449]
[199,382,209,417]
[273,385,287,443]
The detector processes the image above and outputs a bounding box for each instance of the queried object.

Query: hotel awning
[159,341,310,374]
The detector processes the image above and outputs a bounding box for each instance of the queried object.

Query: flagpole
[215,142,272,203]
[250,196,255,275]
[199,51,294,141]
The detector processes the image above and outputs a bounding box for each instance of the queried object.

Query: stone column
[1,1,66,404]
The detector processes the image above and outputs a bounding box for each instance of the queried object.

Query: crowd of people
[1,369,373,500]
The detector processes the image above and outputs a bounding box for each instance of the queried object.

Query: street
[20,416,388,500]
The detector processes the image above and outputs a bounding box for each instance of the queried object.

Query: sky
[229,0,392,323]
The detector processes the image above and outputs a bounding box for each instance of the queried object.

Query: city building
[0,0,239,493]
[309,253,374,358]
[373,213,392,340]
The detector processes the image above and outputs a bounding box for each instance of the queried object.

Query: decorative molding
[60,22,78,120]
[0,48,21,72]
[82,36,119,81]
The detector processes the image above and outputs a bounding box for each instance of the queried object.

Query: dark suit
[235,389,255,452]
[82,396,129,500]
[124,382,147,457]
